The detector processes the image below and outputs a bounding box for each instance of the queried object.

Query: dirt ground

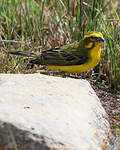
[89,77,120,149]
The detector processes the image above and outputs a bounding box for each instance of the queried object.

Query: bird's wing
[30,42,88,66]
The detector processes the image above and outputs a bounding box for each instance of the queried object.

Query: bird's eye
[90,36,96,40]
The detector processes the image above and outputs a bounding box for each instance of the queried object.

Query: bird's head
[82,32,105,49]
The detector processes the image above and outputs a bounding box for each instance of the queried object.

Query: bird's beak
[99,36,105,51]
[99,36,104,42]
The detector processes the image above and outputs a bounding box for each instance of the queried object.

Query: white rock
[0,74,110,150]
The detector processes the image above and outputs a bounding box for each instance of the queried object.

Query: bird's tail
[8,50,37,57]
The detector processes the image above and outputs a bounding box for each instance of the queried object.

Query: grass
[0,0,120,92]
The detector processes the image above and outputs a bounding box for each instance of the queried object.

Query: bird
[8,32,104,74]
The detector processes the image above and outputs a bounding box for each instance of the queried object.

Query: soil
[88,77,120,149]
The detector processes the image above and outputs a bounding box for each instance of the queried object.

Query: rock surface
[0,74,110,150]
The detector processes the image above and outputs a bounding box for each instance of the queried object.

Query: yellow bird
[8,32,104,73]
